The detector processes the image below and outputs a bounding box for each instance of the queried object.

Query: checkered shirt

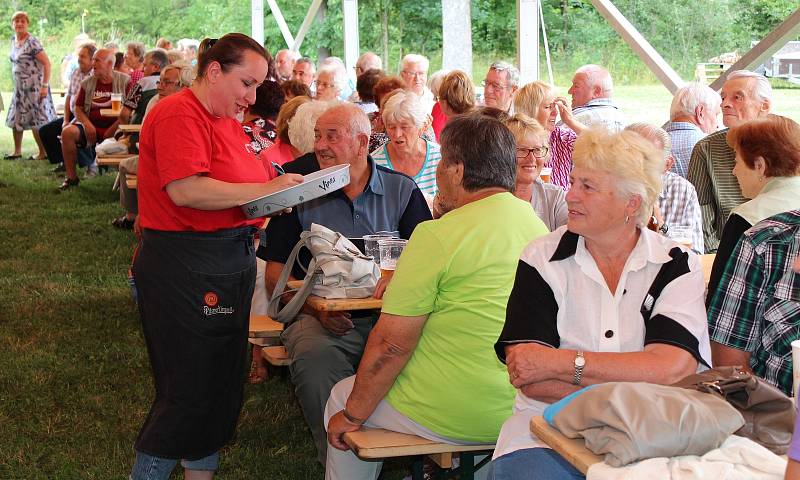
[707,210,800,395]
[659,172,704,254]
[662,121,705,179]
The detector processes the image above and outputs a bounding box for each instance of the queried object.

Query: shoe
[3,154,21,160]
[59,177,80,190]
[27,154,47,161]
[51,163,65,173]
[111,216,135,230]
[85,164,99,178]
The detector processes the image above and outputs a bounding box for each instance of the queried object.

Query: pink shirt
[261,139,297,168]
[548,125,577,190]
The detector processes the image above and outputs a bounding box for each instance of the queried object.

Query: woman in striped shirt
[371,90,441,201]
[514,82,585,190]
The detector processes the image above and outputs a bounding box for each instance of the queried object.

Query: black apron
[133,226,256,460]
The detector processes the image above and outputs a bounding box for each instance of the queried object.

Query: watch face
[575,356,586,367]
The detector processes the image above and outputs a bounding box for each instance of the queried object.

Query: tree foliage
[0,0,796,90]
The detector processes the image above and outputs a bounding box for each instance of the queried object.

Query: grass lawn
[1,82,798,478]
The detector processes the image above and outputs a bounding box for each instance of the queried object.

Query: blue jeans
[130,450,219,480]
[487,448,584,480]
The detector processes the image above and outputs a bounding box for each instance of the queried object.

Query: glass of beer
[111,93,123,113]
[540,167,552,183]
[378,238,407,277]
[363,232,397,265]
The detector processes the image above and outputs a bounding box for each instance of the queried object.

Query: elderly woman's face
[315,71,339,101]
[12,16,28,33]
[514,132,547,186]
[732,150,765,199]
[384,118,423,153]
[566,166,631,238]
[536,93,558,132]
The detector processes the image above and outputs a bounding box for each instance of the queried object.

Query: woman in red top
[130,34,301,480]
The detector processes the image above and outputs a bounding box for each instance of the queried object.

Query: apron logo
[204,292,218,307]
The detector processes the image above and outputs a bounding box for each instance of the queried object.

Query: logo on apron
[204,292,218,307]
[203,291,234,315]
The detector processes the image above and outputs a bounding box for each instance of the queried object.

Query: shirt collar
[663,121,701,132]
[550,228,673,269]
[365,155,384,196]
[581,98,618,109]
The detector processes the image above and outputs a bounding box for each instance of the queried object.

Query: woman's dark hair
[373,76,406,111]
[281,79,312,99]
[114,52,125,69]
[196,33,269,79]
[250,81,285,120]
[356,69,384,103]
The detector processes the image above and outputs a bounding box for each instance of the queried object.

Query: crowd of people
[5,10,799,480]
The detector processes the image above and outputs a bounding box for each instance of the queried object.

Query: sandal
[3,154,21,160]
[59,177,80,190]
[111,216,135,230]
[247,359,268,384]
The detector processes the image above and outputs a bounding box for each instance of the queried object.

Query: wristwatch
[572,351,586,386]
[658,222,669,235]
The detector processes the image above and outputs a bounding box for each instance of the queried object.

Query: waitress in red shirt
[130,34,302,480]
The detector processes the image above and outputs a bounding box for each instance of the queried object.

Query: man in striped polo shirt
[687,70,772,252]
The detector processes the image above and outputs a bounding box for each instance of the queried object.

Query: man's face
[314,110,364,168]
[77,47,93,73]
[293,62,314,86]
[142,57,160,76]
[401,62,427,95]
[157,69,183,98]
[483,69,515,111]
[124,47,140,69]
[92,51,113,77]
[698,103,721,134]
[567,72,593,108]
[720,77,769,128]
[275,51,294,79]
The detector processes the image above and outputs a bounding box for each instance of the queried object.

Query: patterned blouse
[548,125,577,190]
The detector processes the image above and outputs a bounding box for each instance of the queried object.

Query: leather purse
[672,366,796,454]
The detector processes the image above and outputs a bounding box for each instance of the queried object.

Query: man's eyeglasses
[157,80,180,87]
[481,80,509,91]
[402,71,426,78]
[516,146,549,159]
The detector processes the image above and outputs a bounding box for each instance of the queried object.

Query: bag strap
[268,232,317,323]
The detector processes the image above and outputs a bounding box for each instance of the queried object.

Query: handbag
[672,366,796,454]
[267,223,380,323]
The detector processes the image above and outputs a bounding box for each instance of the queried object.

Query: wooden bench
[261,345,291,366]
[118,124,142,133]
[96,154,135,168]
[530,416,602,475]
[343,428,494,479]
[248,314,284,339]
[125,174,137,190]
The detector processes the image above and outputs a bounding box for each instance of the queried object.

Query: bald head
[92,48,115,79]
[568,64,613,107]
[356,52,382,76]
[275,49,299,80]
[314,103,371,167]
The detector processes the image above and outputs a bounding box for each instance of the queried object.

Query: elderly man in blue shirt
[662,82,721,178]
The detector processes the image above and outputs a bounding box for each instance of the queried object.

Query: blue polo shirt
[258,156,432,279]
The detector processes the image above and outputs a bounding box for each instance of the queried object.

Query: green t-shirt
[382,192,548,442]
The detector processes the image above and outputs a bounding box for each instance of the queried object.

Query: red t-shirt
[138,89,269,231]
[75,80,116,138]
[431,101,448,142]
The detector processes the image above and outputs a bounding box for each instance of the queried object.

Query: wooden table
[344,428,494,467]
[530,416,603,474]
[96,153,135,168]
[248,314,284,338]
[125,174,137,190]
[700,253,715,288]
[100,108,121,117]
[286,280,382,312]
[118,124,142,133]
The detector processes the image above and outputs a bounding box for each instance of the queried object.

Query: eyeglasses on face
[515,146,549,159]
[157,80,180,87]
[402,70,426,78]
[481,80,509,91]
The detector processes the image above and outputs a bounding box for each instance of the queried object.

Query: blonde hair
[276,95,311,144]
[504,113,548,148]
[513,81,553,118]
[438,70,475,115]
[289,100,337,154]
[572,128,663,227]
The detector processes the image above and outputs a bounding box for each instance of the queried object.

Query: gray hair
[276,49,300,62]
[489,61,520,88]
[725,70,773,104]
[381,90,430,129]
[440,112,517,192]
[289,100,337,154]
[296,57,316,73]
[336,101,372,138]
[357,52,382,72]
[401,53,429,73]
[428,69,450,98]
[576,64,613,95]
[625,122,672,164]
[162,62,194,87]
[317,63,348,94]
[670,82,721,120]
[145,49,169,70]
[126,41,145,61]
